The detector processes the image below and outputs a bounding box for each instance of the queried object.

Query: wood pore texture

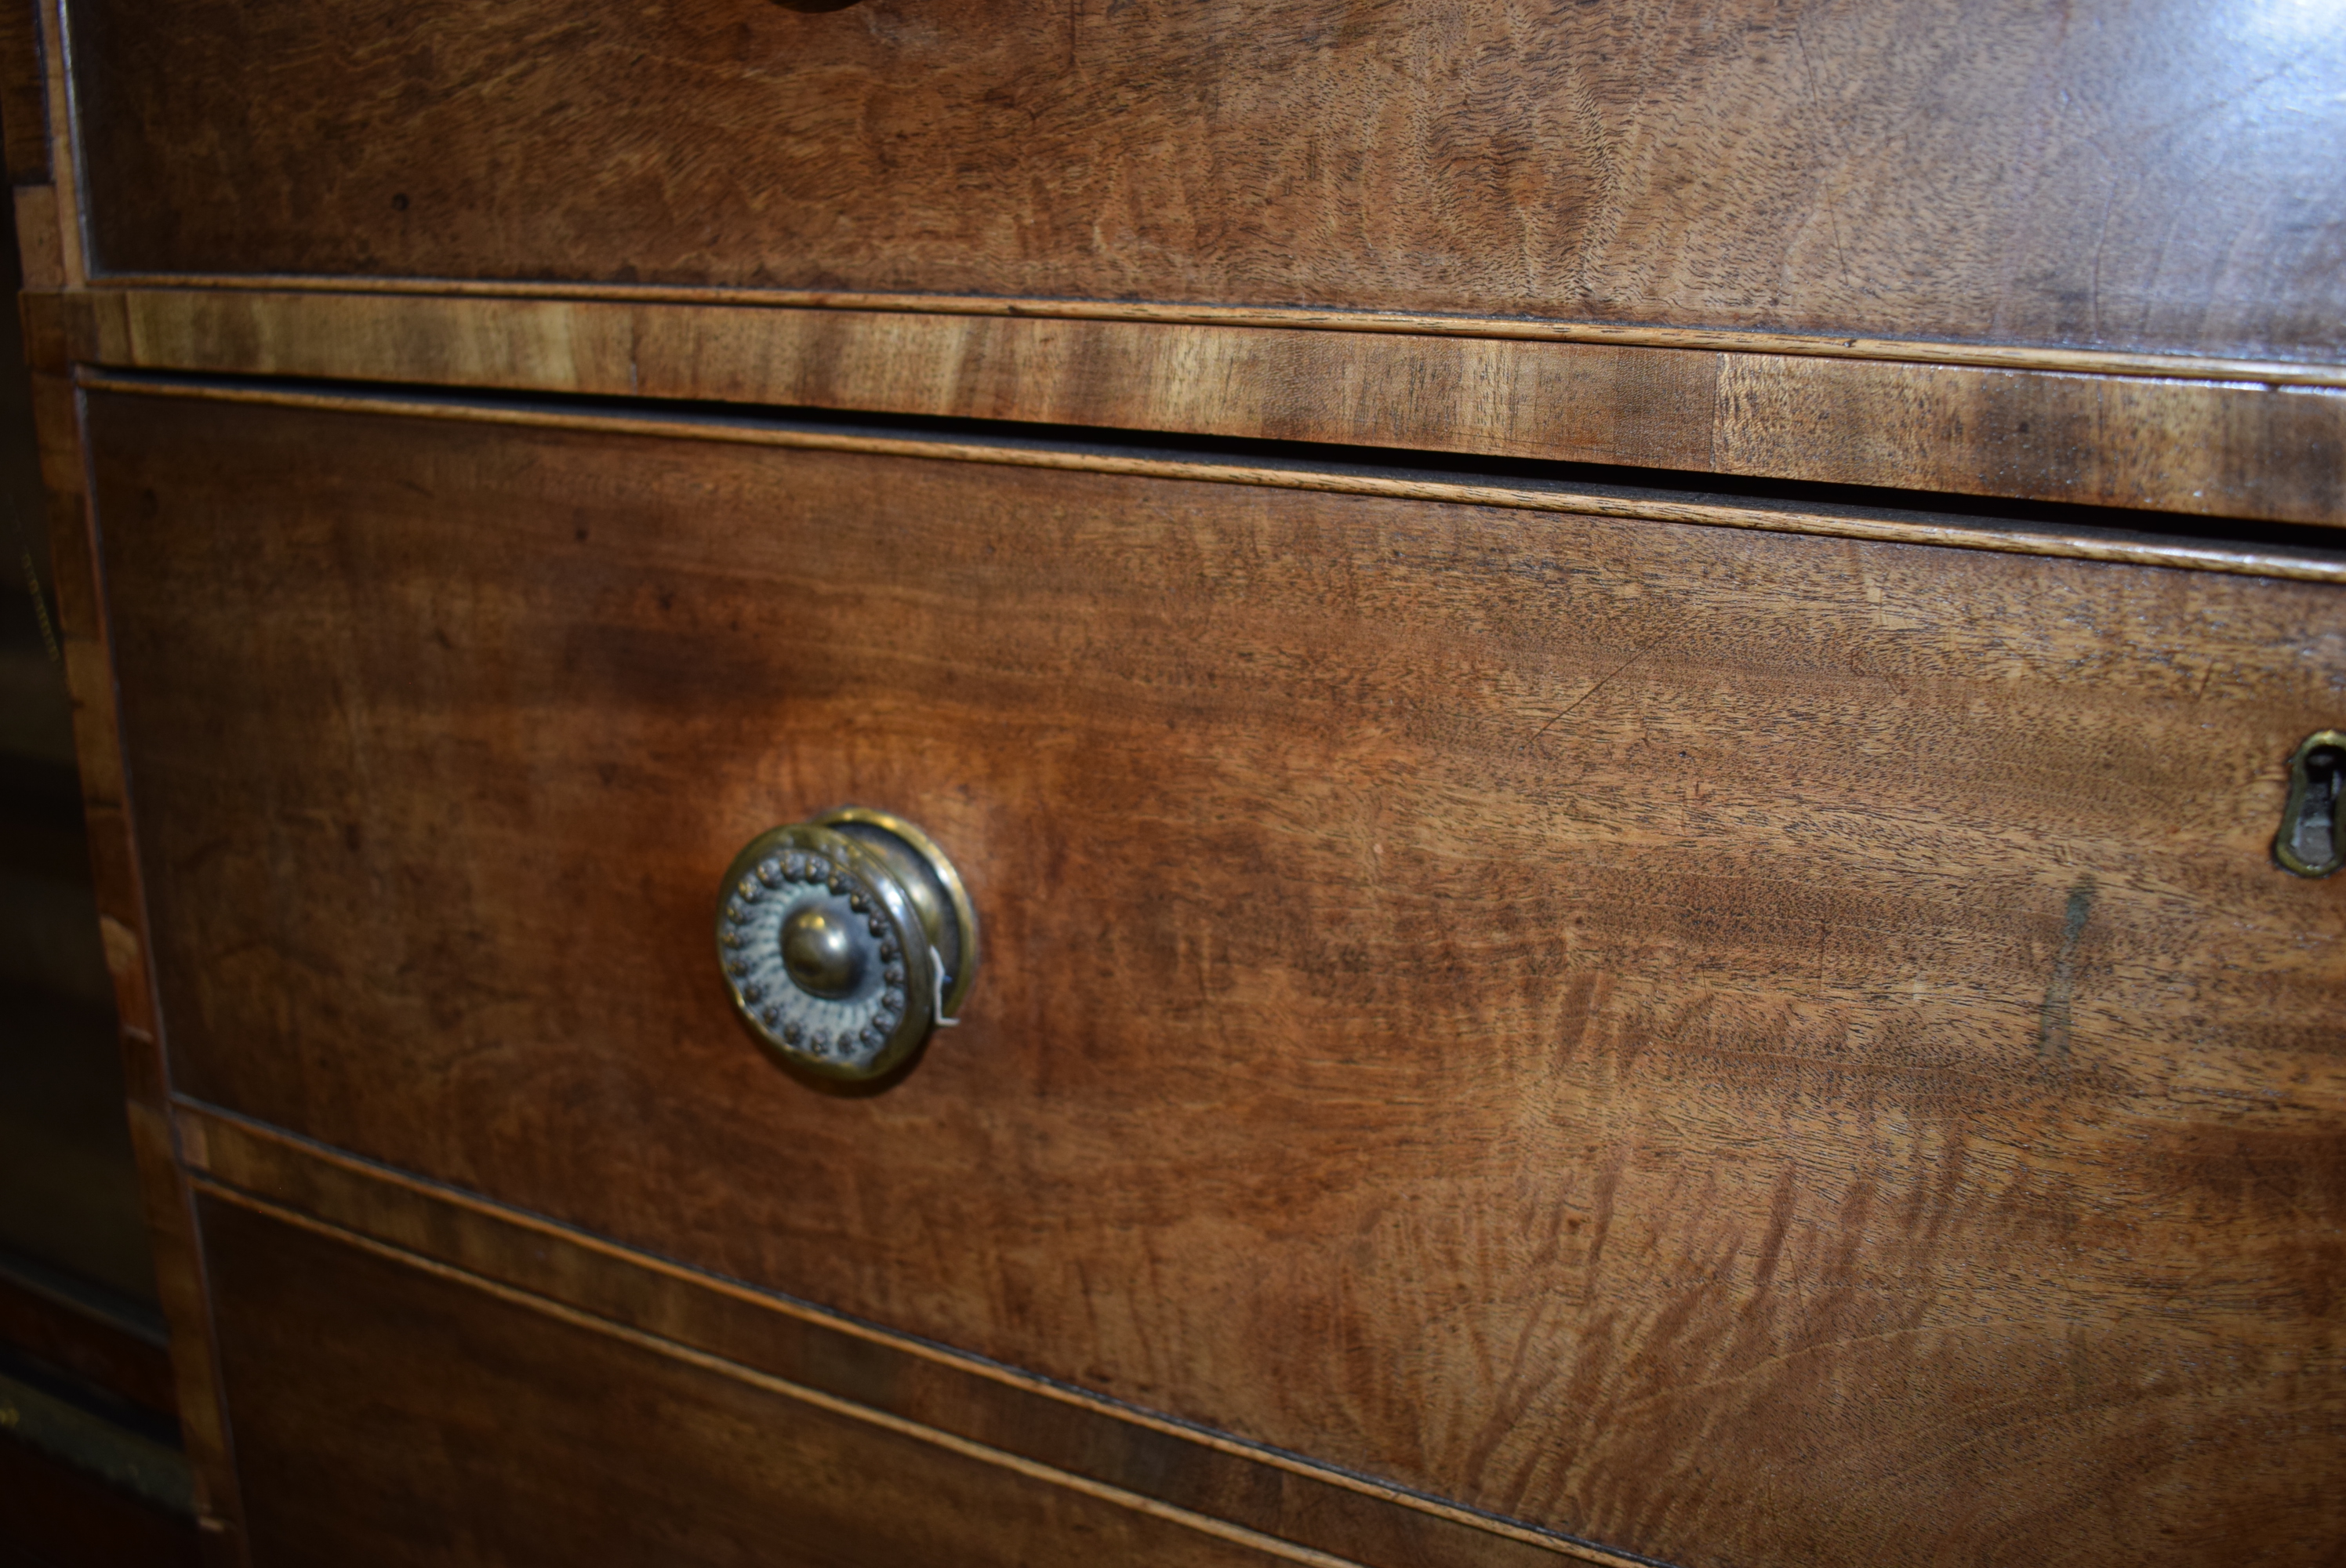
[67,0,2346,365]
[89,387,2346,1568]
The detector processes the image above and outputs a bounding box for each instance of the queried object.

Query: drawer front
[196,1195,1296,1567]
[93,386,2345,1566]
[69,0,2346,364]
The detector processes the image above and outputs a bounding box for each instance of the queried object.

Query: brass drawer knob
[715,808,979,1081]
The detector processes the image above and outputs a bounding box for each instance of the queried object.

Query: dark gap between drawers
[78,366,2346,568]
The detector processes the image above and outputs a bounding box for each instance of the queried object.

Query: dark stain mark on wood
[2036,875,2096,1060]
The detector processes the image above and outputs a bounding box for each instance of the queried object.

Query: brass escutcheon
[2275,731,2346,878]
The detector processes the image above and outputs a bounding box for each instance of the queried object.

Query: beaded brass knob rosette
[715,808,977,1083]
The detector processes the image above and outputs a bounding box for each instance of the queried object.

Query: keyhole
[2275,731,2346,878]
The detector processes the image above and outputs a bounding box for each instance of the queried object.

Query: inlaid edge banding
[36,0,88,285]
[40,287,2346,528]
[173,1099,1663,1568]
[74,368,2346,586]
[34,358,251,1544]
[85,271,2346,391]
[187,1180,1365,1568]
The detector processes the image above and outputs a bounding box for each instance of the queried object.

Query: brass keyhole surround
[2275,731,2345,879]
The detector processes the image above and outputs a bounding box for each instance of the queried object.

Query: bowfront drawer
[89,380,2346,1566]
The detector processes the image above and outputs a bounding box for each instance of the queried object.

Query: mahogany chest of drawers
[13,3,2344,1564]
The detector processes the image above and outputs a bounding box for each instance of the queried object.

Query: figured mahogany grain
[196,1195,1319,1568]
[94,390,2346,1568]
[38,289,2346,526]
[180,1102,1630,1568]
[67,0,2346,365]
[73,370,2346,586]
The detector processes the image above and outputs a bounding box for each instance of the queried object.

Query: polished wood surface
[74,274,2346,389]
[180,1102,1631,1568]
[27,5,2346,1564]
[31,365,245,1558]
[31,289,2346,526]
[89,387,2346,1568]
[198,1193,1333,1568]
[70,0,2346,365]
[73,371,2346,586]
